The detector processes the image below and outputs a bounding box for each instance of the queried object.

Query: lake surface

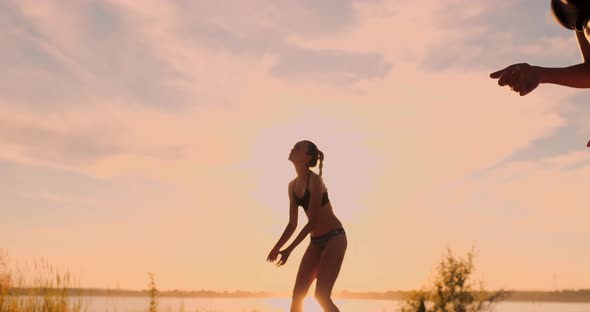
[80,296,590,312]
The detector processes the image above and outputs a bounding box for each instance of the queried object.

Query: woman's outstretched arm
[267,181,298,262]
[534,30,590,88]
[490,31,590,95]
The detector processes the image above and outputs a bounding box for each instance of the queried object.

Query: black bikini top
[293,173,330,211]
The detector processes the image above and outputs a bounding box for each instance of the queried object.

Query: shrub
[400,248,505,312]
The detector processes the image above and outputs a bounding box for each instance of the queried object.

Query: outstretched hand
[267,248,279,263]
[267,247,292,266]
[275,248,292,266]
[490,63,541,96]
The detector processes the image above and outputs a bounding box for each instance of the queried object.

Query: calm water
[79,296,590,312]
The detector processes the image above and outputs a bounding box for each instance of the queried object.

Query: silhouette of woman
[267,140,347,312]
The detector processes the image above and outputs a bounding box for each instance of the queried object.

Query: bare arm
[490,31,590,95]
[267,182,299,264]
[535,31,590,87]
[532,31,590,88]
[283,223,311,252]
[535,63,590,88]
[270,181,299,252]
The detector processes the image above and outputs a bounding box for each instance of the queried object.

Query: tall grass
[147,272,158,312]
[0,250,86,312]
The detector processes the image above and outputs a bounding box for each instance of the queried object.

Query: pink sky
[1,0,589,292]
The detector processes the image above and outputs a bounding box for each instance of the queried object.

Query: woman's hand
[267,247,280,262]
[490,63,541,96]
[275,248,293,266]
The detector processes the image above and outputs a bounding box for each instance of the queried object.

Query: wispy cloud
[499,98,590,164]
[271,46,391,84]
[422,0,580,71]
[1,1,191,109]
[167,0,392,84]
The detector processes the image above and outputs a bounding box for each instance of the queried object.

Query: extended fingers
[489,68,505,79]
[275,253,288,266]
[496,70,508,86]
[504,65,522,86]
[492,64,537,96]
[497,69,515,86]
[490,64,516,83]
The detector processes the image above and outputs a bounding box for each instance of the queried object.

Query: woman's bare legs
[315,234,347,312]
[290,243,322,312]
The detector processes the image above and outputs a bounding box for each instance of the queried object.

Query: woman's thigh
[315,234,347,294]
[292,242,323,294]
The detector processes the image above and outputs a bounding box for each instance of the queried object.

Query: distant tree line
[504,289,590,302]
[7,287,588,302]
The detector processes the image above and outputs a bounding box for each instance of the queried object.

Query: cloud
[412,0,590,165]
[0,0,393,121]
[0,99,197,174]
[489,151,590,234]
[0,1,192,109]
[0,2,79,107]
[170,0,392,84]
[271,46,391,84]
[176,0,362,38]
[497,96,590,165]
[422,0,581,72]
[175,20,392,85]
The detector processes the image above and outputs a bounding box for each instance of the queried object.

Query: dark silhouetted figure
[267,140,348,312]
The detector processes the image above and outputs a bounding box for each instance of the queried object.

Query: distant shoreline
[10,288,590,303]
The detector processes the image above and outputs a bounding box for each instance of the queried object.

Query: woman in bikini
[267,140,347,312]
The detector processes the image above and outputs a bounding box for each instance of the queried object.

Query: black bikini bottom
[310,228,345,249]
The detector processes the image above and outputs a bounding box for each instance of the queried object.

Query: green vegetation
[400,248,505,312]
[0,250,86,312]
[147,272,158,312]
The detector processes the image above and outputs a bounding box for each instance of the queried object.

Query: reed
[0,249,86,312]
[147,272,158,312]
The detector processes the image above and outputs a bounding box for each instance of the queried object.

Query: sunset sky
[1,0,589,293]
